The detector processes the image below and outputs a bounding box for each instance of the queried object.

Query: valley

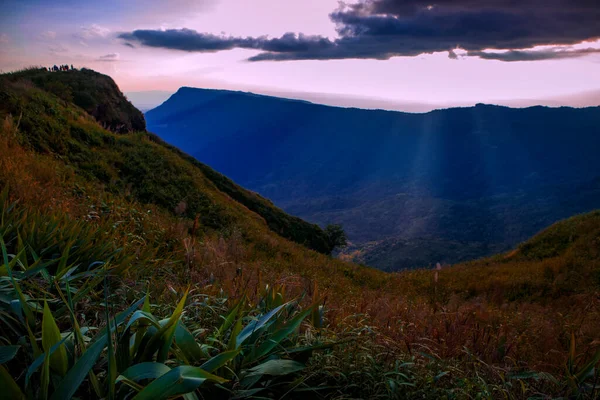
[146,88,600,270]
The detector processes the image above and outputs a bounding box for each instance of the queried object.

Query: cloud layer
[119,0,600,62]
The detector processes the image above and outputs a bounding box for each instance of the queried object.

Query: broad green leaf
[132,366,227,400]
[200,349,241,373]
[125,310,161,332]
[0,364,25,400]
[26,335,70,387]
[42,301,68,376]
[175,321,204,363]
[50,334,108,400]
[0,345,20,364]
[236,303,287,346]
[117,362,171,383]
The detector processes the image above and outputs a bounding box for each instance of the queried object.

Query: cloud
[118,30,335,54]
[468,47,600,62]
[97,52,120,61]
[119,0,600,62]
[0,34,8,45]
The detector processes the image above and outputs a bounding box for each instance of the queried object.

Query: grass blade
[42,301,68,376]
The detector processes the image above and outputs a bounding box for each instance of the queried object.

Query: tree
[324,224,347,254]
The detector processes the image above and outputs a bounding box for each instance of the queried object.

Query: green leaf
[42,301,68,376]
[0,365,25,400]
[117,362,171,383]
[40,345,51,400]
[26,335,70,388]
[125,310,161,332]
[175,321,204,363]
[236,303,287,346]
[0,345,20,364]
[227,317,243,351]
[200,349,241,373]
[91,297,146,345]
[253,305,315,361]
[140,290,188,362]
[132,366,227,400]
[50,298,145,400]
[50,334,108,400]
[217,295,244,337]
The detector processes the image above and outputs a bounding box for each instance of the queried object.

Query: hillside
[146,87,600,270]
[0,69,599,399]
[0,69,335,255]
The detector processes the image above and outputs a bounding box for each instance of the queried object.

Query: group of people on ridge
[45,64,75,72]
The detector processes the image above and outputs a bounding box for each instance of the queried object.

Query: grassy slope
[0,68,333,254]
[0,69,385,308]
[0,68,599,398]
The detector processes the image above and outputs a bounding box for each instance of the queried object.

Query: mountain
[1,68,600,398]
[146,87,600,270]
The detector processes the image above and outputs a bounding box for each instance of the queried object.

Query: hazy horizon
[128,86,600,114]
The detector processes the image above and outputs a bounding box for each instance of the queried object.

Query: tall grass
[0,191,338,399]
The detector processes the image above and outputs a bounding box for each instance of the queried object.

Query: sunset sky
[1,0,599,111]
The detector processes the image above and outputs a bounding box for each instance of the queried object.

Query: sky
[1,0,599,111]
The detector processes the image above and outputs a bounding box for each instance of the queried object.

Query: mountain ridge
[147,87,600,270]
[153,86,600,115]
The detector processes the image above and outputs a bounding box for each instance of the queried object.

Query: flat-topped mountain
[147,87,600,270]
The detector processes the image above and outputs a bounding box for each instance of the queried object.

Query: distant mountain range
[146,87,600,270]
[129,88,600,114]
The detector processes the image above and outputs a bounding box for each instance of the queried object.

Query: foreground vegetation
[0,68,599,398]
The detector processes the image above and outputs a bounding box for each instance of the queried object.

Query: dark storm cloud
[119,0,600,62]
[118,30,334,53]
